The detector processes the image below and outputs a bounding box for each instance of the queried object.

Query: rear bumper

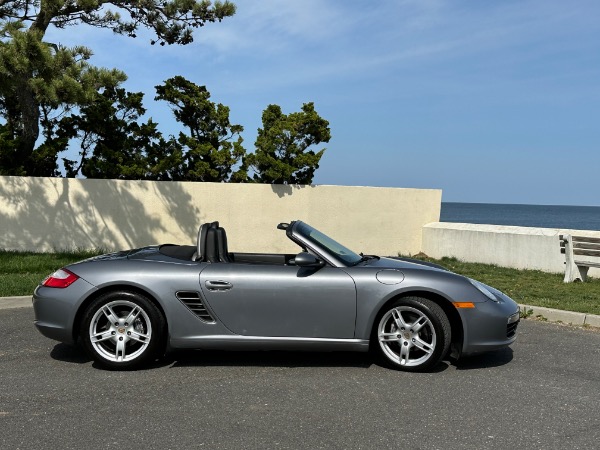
[33,279,97,345]
[34,321,74,344]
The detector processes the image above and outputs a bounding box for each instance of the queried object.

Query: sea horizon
[443,200,600,208]
[440,202,600,231]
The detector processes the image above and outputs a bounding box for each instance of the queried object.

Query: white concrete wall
[0,176,441,255]
[422,222,600,278]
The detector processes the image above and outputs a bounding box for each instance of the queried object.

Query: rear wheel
[373,297,451,371]
[80,291,166,370]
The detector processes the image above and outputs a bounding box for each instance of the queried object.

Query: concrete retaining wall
[0,176,441,255]
[422,222,600,278]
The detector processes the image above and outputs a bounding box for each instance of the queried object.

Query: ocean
[440,202,600,231]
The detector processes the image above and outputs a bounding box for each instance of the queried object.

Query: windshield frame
[290,221,363,267]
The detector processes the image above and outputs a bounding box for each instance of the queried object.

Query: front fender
[348,267,486,341]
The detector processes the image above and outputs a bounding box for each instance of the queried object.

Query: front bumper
[459,292,519,355]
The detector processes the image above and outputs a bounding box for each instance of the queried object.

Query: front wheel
[373,297,451,372]
[80,291,166,370]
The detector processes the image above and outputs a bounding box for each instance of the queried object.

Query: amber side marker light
[453,302,476,309]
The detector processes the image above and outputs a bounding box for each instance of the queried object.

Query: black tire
[80,291,166,370]
[371,296,451,372]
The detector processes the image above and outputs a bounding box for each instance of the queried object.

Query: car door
[199,263,356,338]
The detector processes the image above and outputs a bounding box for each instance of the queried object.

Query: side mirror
[294,252,325,268]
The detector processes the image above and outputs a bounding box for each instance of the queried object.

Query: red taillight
[42,269,79,288]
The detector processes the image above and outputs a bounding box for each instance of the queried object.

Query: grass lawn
[0,250,102,297]
[2,250,599,316]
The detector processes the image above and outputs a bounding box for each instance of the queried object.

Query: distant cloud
[194,0,358,53]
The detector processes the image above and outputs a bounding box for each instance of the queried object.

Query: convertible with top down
[33,221,519,371]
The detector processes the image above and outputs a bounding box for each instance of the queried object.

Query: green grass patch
[405,255,600,316]
[0,249,104,297]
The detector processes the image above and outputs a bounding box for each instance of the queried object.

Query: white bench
[560,234,600,282]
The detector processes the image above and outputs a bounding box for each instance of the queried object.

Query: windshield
[294,222,362,266]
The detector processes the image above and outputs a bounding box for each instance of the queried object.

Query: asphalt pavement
[1,307,599,450]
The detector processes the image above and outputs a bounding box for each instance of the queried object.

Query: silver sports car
[33,221,519,371]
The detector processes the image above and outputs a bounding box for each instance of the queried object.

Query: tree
[0,0,236,175]
[59,86,182,180]
[246,102,331,184]
[155,76,246,182]
[0,1,236,45]
[0,22,126,175]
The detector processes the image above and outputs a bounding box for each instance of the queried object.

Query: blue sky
[47,0,600,206]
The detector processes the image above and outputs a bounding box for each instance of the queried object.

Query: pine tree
[0,1,236,175]
[155,76,246,182]
[246,103,331,184]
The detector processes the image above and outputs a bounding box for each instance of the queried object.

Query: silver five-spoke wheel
[373,297,451,371]
[89,300,152,363]
[378,306,436,367]
[81,291,165,370]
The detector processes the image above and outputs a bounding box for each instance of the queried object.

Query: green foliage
[246,102,331,184]
[0,2,332,184]
[0,248,104,297]
[0,248,104,276]
[59,86,178,180]
[520,307,534,319]
[0,0,331,183]
[0,21,126,175]
[0,0,235,176]
[0,123,21,174]
[155,76,246,182]
[0,1,236,44]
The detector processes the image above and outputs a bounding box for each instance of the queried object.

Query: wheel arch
[371,290,464,358]
[72,284,168,343]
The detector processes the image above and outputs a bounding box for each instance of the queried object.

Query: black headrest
[195,221,220,261]
[195,223,209,261]
[216,227,231,263]
[204,227,219,263]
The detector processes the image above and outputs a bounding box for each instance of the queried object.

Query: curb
[0,296,32,310]
[1,296,599,329]
[519,304,600,328]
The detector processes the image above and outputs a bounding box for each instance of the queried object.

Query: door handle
[205,280,233,291]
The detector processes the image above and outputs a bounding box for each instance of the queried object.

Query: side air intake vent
[176,291,215,323]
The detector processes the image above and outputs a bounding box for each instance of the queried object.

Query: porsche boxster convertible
[33,221,519,371]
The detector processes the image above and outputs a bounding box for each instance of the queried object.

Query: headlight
[468,278,499,302]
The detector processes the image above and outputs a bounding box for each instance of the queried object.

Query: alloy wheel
[377,305,437,367]
[88,300,153,363]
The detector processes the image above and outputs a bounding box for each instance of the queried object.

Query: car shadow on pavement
[170,348,514,372]
[50,343,175,370]
[49,344,513,371]
[168,349,374,369]
[452,348,514,370]
[50,343,92,364]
